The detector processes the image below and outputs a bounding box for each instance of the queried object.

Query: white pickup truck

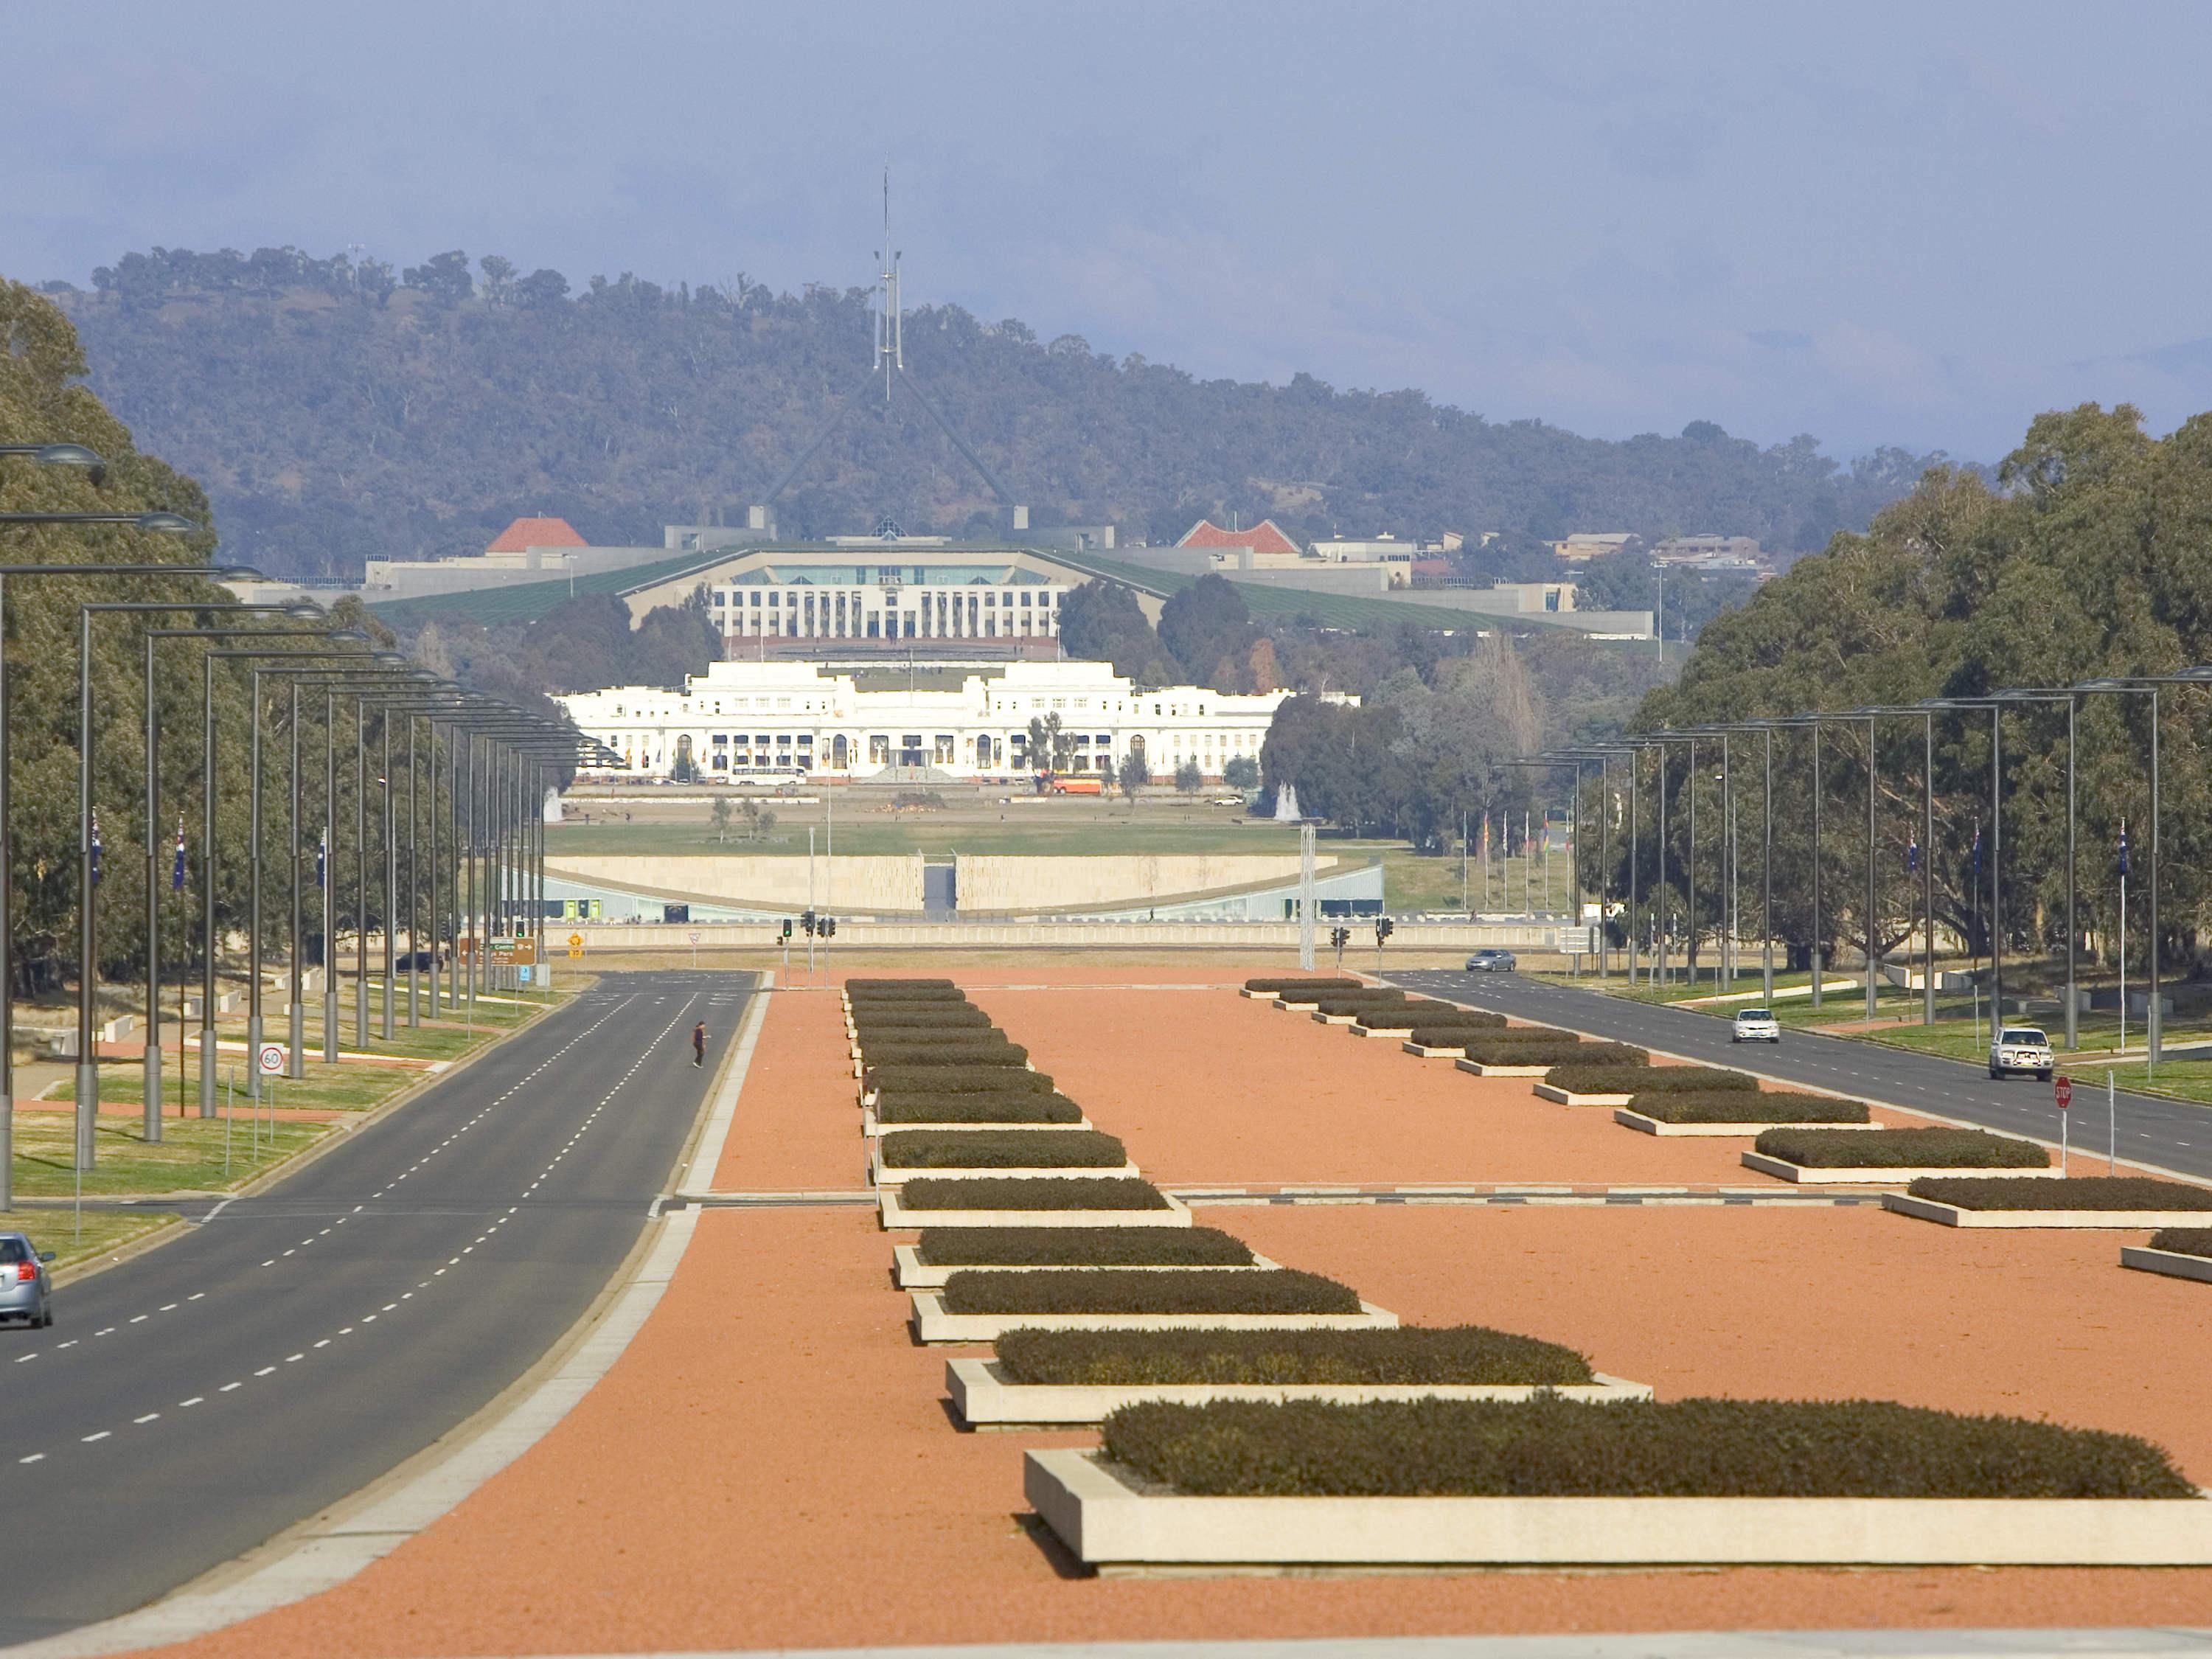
[1989,1026,2054,1081]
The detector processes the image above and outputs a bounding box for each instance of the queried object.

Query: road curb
[4,972,771,1659]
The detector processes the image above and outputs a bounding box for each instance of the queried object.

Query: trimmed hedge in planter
[1618,1068,1759,1095]
[2149,1228,2212,1259]
[868,1065,1057,1096]
[899,1177,1171,1211]
[1097,1395,2196,1499]
[1630,1090,1865,1124]
[1408,1023,1510,1048]
[1312,994,1409,1018]
[876,1093,1085,1126]
[1456,1034,1590,1066]
[1906,1176,2212,1211]
[880,1128,1129,1169]
[917,1227,1255,1268]
[941,1267,1360,1317]
[1246,977,1363,995]
[1534,1046,1649,1079]
[1756,1127,2048,1169]
[852,1007,996,1029]
[848,978,961,995]
[1402,1009,1509,1029]
[859,1041,1028,1068]
[1354,1000,1460,1029]
[997,1324,1594,1388]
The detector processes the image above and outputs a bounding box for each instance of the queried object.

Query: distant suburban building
[1651,535,1765,572]
[360,516,686,602]
[1177,518,1302,557]
[557,658,1301,783]
[1483,580,1579,615]
[1548,532,1641,563]
[486,516,588,554]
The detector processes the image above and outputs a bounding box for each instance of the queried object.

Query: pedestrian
[692,1020,707,1067]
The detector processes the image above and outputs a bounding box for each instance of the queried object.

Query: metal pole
[2149,688,2161,1069]
[1655,745,1668,987]
[75,608,99,1169]
[1686,739,1697,986]
[1627,748,1640,986]
[465,737,479,1024]
[0,572,12,1206]
[322,689,338,1062]
[1762,726,1774,1004]
[201,654,220,1116]
[355,698,368,1039]
[408,717,421,1026]
[1991,705,2002,1023]
[142,633,164,1138]
[290,683,305,1079]
[1810,723,1823,1008]
[1865,716,1878,1021]
[1922,712,1935,1026]
[2065,696,2078,1050]
[381,713,395,1037]
[1720,736,1732,989]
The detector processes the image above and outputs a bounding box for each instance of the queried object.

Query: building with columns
[557,658,1305,783]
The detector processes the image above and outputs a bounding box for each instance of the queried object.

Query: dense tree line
[41,246,1950,584]
[1607,403,2212,978]
[1,282,540,998]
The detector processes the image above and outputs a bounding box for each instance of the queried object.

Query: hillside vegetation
[48,246,1948,582]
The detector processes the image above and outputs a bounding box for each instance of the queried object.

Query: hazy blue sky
[5,1,2207,461]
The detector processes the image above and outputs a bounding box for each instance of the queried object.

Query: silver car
[0,1233,55,1328]
[1731,1008,1781,1043]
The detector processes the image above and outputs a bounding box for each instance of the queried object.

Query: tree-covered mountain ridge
[46,244,1958,582]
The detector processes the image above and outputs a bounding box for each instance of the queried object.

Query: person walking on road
[692,1020,708,1068]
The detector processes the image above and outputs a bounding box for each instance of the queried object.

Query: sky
[4,0,2208,462]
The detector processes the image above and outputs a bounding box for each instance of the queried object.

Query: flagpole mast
[143,629,166,1141]
[2119,819,2128,1057]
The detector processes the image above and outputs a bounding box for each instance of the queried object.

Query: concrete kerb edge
[1418,982,2212,1194]
[4,973,772,1659]
[44,989,577,1293]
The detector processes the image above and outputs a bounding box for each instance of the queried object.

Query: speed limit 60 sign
[257,1042,287,1076]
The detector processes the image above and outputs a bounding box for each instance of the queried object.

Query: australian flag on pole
[89,809,102,886]
[1970,822,1982,885]
[1907,832,1920,874]
[2118,818,2130,878]
[172,815,187,891]
[316,828,327,889]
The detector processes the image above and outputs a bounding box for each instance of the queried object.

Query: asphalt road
[1388,969,2212,1181]
[0,969,752,1648]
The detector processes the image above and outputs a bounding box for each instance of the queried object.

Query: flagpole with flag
[171,815,187,892]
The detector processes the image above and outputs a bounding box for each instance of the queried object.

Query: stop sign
[2054,1075,2073,1110]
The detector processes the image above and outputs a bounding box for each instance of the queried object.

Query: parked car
[1731,1008,1781,1043]
[0,1233,57,1328]
[1464,949,1517,973]
[1989,1026,2054,1080]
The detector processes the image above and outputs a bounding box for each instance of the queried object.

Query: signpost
[2055,1074,2072,1173]
[257,1043,285,1077]
[689,928,701,969]
[567,931,584,961]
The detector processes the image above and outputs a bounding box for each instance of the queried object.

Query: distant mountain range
[45,246,1962,582]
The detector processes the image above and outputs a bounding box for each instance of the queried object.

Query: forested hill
[45,246,1954,582]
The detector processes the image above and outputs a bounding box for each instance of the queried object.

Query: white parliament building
[557,659,1296,783]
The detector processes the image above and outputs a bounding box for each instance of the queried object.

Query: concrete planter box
[1401,1041,1467,1059]
[862,1108,1094,1138]
[1614,1110,1880,1138]
[879,1189,1194,1231]
[1271,996,1329,1010]
[911,1293,1398,1344]
[1534,1085,1637,1106]
[1455,1058,1553,1079]
[1348,1024,1416,1040]
[1743,1152,2062,1186]
[869,1144,1143,1186]
[1883,1193,2212,1228]
[2121,1245,2212,1284]
[949,1357,1649,1426]
[1310,1012,1365,1026]
[1024,1451,2212,1568]
[894,1246,1281,1290]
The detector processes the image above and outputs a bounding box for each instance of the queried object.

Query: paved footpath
[0,969,752,1649]
[1389,969,2212,1177]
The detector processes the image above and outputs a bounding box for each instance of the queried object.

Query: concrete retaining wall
[547,855,923,912]
[953,854,1335,914]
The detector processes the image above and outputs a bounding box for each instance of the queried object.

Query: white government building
[558,659,1297,782]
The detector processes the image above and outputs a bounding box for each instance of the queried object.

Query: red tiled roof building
[487,516,588,553]
[1176,518,1301,557]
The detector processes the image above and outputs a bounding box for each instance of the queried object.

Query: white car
[1989,1026,2054,1080]
[1731,1008,1781,1043]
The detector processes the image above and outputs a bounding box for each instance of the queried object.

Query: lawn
[8,1113,330,1199]
[0,1207,181,1273]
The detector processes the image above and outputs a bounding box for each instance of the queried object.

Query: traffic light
[1374,916,1395,945]
[822,917,838,939]
[780,918,793,942]
[801,910,817,937]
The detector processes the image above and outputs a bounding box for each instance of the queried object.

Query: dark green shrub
[942,1267,1360,1316]
[1099,1396,2195,1498]
[1757,1127,2048,1169]
[1354,1000,1459,1029]
[848,977,960,994]
[881,1128,1127,1169]
[869,1065,1056,1096]
[859,1041,1027,1068]
[876,1093,1084,1125]
[1619,1068,1759,1096]
[1246,977,1363,996]
[1631,1091,1863,1123]
[1535,1046,1648,1077]
[1313,993,1409,1017]
[852,1006,995,1029]
[1457,1035,1588,1065]
[2147,1228,2212,1258]
[899,1177,1170,1211]
[1907,1176,2212,1211]
[996,1324,1594,1387]
[1406,1026,1505,1048]
[917,1227,1254,1267]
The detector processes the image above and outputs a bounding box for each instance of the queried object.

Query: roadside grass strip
[1886,1175,2212,1228]
[1025,1397,2212,1568]
[1744,1127,2059,1184]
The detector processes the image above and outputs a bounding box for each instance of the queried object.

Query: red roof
[1178,518,1300,557]
[487,516,586,552]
